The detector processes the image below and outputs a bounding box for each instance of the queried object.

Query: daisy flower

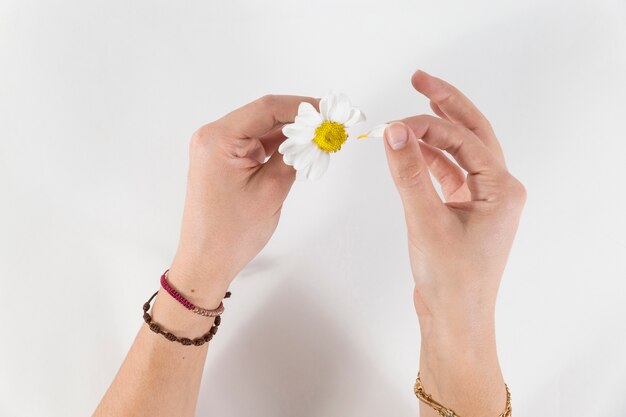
[279,92,365,180]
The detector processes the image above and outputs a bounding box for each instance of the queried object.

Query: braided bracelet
[160,269,230,317]
[414,373,512,417]
[142,290,230,346]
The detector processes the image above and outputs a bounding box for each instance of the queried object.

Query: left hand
[168,95,318,301]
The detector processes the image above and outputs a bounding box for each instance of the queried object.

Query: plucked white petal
[357,123,389,139]
[343,108,366,127]
[307,151,330,180]
[369,124,389,137]
[328,93,352,124]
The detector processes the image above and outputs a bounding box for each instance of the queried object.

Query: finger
[258,120,300,157]
[260,136,284,159]
[419,142,470,202]
[215,95,319,139]
[403,115,507,202]
[383,122,443,219]
[251,150,296,203]
[412,70,505,163]
[429,101,449,121]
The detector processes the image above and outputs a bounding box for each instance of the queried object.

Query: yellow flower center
[313,121,348,153]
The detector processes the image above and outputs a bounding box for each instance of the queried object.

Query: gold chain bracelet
[413,373,512,417]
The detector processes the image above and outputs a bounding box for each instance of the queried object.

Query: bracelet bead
[141,287,231,347]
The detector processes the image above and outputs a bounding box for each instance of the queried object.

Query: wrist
[417,305,500,384]
[168,255,234,306]
[174,231,247,284]
[413,285,498,343]
[419,316,499,376]
[144,261,233,342]
[416,301,505,416]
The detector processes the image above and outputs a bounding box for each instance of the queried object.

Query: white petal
[279,140,312,166]
[343,108,366,127]
[278,140,295,159]
[279,138,305,155]
[307,151,330,180]
[328,93,352,124]
[320,92,337,121]
[282,151,298,166]
[291,135,316,145]
[298,102,317,115]
[298,158,319,181]
[357,123,389,140]
[295,110,322,127]
[282,123,315,143]
[293,143,319,170]
[296,167,309,181]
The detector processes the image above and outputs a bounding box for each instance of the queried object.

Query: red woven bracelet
[160,269,230,317]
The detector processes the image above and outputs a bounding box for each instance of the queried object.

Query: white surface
[1,1,625,416]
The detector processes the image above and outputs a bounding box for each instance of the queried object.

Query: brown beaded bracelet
[142,290,231,346]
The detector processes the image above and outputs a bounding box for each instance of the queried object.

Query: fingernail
[386,122,408,150]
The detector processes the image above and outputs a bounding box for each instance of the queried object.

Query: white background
[1,1,625,416]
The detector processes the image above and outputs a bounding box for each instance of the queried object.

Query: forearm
[93,268,229,417]
[416,301,506,416]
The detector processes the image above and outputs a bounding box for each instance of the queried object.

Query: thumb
[384,122,442,220]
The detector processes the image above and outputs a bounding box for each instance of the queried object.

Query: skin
[384,70,525,416]
[93,70,525,417]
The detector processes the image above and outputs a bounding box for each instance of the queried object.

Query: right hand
[383,70,526,415]
[384,69,526,331]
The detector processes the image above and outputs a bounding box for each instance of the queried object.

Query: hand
[383,70,526,415]
[168,95,317,301]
